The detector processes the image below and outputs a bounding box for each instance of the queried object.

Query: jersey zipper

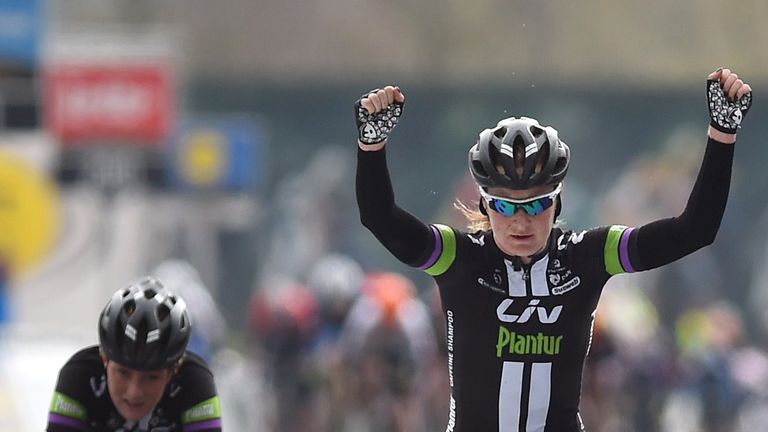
[522,265,531,281]
[510,256,533,292]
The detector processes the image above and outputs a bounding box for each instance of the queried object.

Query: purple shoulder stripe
[184,419,224,432]
[619,227,636,273]
[419,225,443,270]
[48,413,88,430]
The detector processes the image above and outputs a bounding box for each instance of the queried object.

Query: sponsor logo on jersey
[493,269,503,285]
[184,403,215,421]
[551,276,581,295]
[446,395,457,432]
[446,310,455,388]
[181,396,222,424]
[90,374,107,397]
[478,277,507,295]
[169,382,182,398]
[496,327,563,357]
[547,255,581,295]
[51,392,87,420]
[558,230,586,250]
[496,298,563,324]
[469,233,485,246]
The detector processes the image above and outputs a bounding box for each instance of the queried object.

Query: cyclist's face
[105,359,173,421]
[486,185,557,262]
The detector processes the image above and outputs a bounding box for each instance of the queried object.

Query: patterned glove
[707,79,752,134]
[355,89,404,144]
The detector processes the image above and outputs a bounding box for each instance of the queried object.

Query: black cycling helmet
[468,116,570,190]
[98,277,191,370]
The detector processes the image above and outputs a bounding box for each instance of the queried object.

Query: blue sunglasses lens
[490,196,554,216]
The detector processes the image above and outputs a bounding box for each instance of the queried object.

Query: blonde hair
[453,200,492,232]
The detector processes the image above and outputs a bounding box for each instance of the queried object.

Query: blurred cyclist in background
[152,259,227,363]
[336,271,437,432]
[354,67,752,431]
[247,275,319,431]
[304,254,366,430]
[246,254,368,432]
[306,253,365,357]
[47,277,222,432]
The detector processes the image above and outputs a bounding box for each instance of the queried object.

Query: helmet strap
[478,198,487,216]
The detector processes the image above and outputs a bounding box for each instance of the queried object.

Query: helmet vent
[529,125,544,138]
[123,299,136,316]
[493,126,507,139]
[471,160,488,177]
[553,153,567,173]
[538,141,550,167]
[512,136,526,167]
[143,288,157,299]
[157,303,171,321]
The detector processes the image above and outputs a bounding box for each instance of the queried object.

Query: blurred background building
[2,0,768,431]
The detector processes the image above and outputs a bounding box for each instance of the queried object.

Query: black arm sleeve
[633,138,734,271]
[356,147,433,266]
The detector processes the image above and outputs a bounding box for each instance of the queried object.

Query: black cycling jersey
[356,138,733,432]
[47,346,221,432]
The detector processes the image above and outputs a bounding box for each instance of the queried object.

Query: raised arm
[631,67,752,271]
[355,86,434,266]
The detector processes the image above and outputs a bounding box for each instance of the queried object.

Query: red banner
[44,63,174,144]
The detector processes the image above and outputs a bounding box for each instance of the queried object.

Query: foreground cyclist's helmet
[468,116,570,190]
[99,277,191,370]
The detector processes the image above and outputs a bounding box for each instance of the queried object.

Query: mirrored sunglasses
[479,183,562,217]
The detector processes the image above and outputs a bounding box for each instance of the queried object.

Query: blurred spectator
[303,253,366,430]
[748,205,768,345]
[581,280,676,432]
[664,301,753,432]
[260,146,358,282]
[0,262,8,324]
[336,272,437,432]
[152,259,227,362]
[248,276,320,431]
[209,347,275,432]
[306,253,365,353]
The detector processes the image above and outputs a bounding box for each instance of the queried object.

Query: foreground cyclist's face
[105,360,174,421]
[486,185,557,262]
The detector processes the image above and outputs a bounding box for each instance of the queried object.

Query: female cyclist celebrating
[354,68,752,432]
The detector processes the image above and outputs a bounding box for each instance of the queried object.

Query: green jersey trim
[49,391,88,421]
[424,224,457,276]
[604,225,633,275]
[181,396,222,424]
